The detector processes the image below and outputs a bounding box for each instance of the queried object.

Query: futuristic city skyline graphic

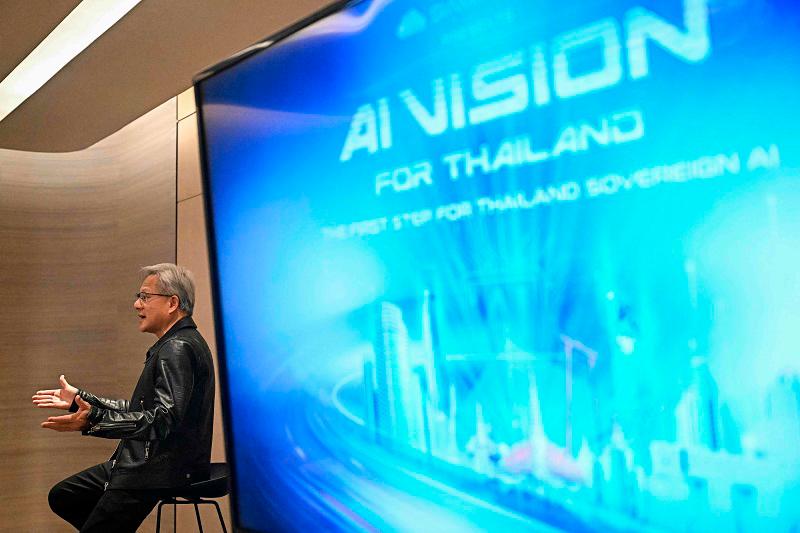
[345,289,800,531]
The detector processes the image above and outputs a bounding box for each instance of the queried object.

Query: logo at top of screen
[396,8,427,39]
[341,0,711,163]
[396,0,483,39]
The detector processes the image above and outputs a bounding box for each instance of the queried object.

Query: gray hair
[140,263,196,315]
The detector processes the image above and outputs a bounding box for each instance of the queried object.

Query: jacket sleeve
[70,389,129,413]
[83,339,195,441]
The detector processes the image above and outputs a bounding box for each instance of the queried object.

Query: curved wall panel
[0,99,176,531]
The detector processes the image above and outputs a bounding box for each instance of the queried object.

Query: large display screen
[195,0,800,530]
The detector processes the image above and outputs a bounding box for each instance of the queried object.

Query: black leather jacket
[72,316,215,489]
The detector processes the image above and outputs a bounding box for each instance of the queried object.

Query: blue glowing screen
[196,0,800,530]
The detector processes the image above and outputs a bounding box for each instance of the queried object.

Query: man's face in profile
[134,274,174,336]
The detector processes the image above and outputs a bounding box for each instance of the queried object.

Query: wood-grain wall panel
[176,100,232,531]
[0,98,177,532]
[177,114,202,202]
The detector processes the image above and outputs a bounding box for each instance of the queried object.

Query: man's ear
[169,295,181,314]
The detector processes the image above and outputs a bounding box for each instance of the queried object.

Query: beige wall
[0,90,229,532]
[174,87,232,532]
[0,99,177,531]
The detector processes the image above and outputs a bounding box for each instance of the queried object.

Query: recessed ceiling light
[0,0,141,123]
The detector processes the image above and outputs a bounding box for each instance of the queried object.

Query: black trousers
[48,461,159,532]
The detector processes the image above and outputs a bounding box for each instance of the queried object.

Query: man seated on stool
[33,263,215,532]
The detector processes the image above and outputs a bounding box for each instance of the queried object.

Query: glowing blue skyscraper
[764,371,800,458]
[675,357,722,450]
[373,302,411,445]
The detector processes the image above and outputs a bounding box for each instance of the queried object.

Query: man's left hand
[41,396,92,432]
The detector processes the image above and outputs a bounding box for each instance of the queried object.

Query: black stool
[155,463,230,533]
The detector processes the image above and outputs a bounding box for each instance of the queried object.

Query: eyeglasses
[134,291,173,303]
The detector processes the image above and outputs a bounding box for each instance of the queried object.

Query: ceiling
[0,0,331,152]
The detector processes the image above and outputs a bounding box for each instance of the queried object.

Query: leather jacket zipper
[93,421,136,431]
[140,398,149,461]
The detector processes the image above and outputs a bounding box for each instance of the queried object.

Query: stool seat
[156,462,229,533]
[168,463,230,500]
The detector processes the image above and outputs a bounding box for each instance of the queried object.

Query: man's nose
[134,298,143,310]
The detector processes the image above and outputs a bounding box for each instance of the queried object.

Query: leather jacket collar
[145,316,197,362]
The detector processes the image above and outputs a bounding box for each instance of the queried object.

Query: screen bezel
[193,2,361,531]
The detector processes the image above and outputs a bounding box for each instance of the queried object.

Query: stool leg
[194,502,204,533]
[211,500,228,533]
[173,501,176,532]
[156,501,165,533]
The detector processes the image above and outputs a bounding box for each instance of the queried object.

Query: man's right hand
[32,375,78,410]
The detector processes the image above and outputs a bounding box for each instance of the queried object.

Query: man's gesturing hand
[41,396,91,432]
[32,375,78,410]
